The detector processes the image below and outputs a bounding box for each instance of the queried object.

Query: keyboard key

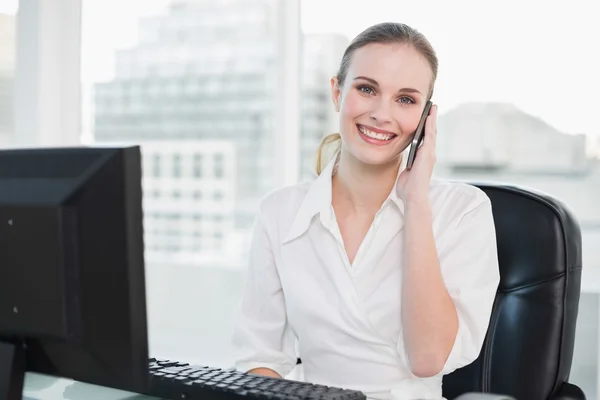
[159,367,191,374]
[157,360,179,367]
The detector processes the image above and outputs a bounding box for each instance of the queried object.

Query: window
[214,153,225,178]
[172,154,182,178]
[213,191,224,201]
[152,154,161,177]
[193,154,202,178]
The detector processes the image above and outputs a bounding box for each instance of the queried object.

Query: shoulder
[430,180,500,287]
[255,180,314,238]
[428,178,492,227]
[429,178,490,208]
[258,181,312,217]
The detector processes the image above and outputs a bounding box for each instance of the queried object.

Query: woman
[232,22,500,400]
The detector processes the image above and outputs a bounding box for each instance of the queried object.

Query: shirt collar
[282,157,405,244]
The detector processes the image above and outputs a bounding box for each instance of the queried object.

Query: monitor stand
[0,341,25,400]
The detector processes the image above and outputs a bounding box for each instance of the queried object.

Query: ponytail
[315,133,342,175]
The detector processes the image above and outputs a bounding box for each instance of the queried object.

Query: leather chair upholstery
[443,183,585,400]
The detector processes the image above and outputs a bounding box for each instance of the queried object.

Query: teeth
[358,126,395,141]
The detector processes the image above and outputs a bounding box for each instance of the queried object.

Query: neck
[332,149,401,215]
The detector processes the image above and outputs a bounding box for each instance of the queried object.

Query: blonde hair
[315,133,342,175]
[314,22,438,175]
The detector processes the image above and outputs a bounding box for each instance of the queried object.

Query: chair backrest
[442,183,583,400]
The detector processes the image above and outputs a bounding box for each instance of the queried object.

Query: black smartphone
[406,100,433,170]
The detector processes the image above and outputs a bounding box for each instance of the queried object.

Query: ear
[330,77,341,112]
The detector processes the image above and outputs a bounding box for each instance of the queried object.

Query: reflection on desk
[22,372,159,400]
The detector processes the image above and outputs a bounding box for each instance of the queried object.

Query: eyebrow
[353,76,423,95]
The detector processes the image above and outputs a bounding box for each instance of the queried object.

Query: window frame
[14,0,82,147]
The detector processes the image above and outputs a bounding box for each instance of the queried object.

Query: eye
[397,96,415,104]
[357,85,375,95]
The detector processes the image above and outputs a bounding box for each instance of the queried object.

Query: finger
[423,105,437,148]
[431,104,438,140]
[427,104,437,146]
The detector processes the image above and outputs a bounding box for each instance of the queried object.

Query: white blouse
[232,158,500,400]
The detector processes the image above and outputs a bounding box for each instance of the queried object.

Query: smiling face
[331,43,434,168]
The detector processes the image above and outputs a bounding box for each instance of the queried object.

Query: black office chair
[443,183,585,400]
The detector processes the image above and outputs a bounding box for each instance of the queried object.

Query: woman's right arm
[247,367,283,378]
[231,206,297,379]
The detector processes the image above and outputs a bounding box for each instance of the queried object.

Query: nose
[369,98,393,124]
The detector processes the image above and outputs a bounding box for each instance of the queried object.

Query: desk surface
[22,373,157,400]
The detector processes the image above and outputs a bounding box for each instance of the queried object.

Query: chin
[351,149,402,168]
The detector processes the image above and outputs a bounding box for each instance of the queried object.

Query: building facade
[92,0,343,265]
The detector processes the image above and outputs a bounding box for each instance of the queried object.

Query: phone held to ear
[406,100,433,170]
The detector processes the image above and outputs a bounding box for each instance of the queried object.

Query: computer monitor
[0,146,149,399]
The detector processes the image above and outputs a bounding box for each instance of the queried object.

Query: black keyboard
[147,358,367,400]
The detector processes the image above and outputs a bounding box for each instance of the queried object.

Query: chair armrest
[454,394,516,400]
[552,382,586,400]
[453,382,586,400]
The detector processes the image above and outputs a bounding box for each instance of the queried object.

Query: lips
[356,124,397,145]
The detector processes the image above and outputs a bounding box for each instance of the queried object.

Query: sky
[0,1,17,15]
[2,0,598,137]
